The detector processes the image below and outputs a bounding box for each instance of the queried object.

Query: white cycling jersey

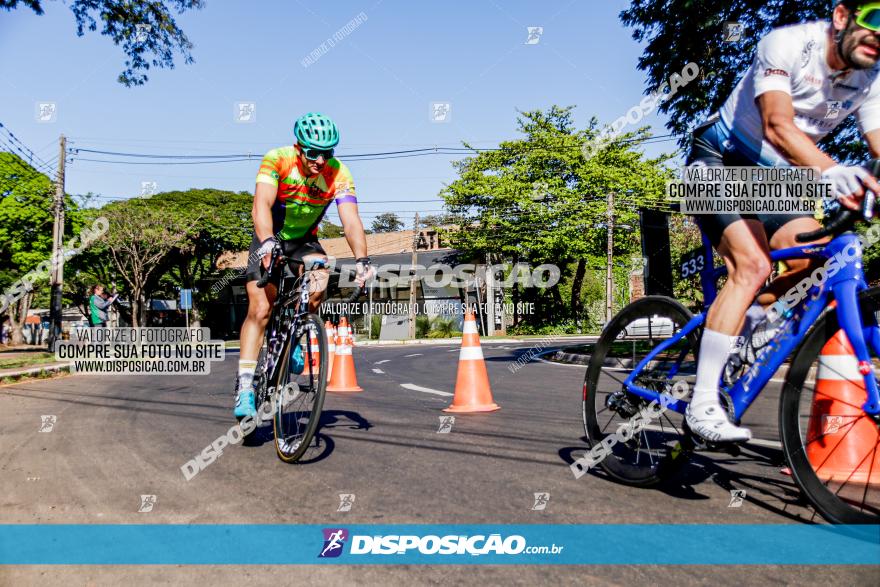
[719,21,880,166]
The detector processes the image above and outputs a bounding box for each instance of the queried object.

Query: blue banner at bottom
[0,524,878,565]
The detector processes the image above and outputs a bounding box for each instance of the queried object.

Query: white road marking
[447,349,459,352]
[400,383,453,397]
[639,424,783,449]
[770,378,814,386]
[374,360,390,365]
[372,368,384,374]
[404,353,423,358]
[746,437,783,449]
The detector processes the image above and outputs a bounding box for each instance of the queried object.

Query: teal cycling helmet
[293,112,340,150]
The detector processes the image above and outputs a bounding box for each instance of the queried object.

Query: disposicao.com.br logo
[319,529,563,558]
[319,528,349,558]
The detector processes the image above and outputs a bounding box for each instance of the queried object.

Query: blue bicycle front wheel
[781,286,880,524]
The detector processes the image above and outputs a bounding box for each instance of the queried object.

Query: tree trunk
[130,290,145,327]
[8,291,33,346]
[550,283,564,320]
[570,259,587,323]
[511,256,520,327]
[139,294,148,327]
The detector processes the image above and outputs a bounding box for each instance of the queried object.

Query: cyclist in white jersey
[685,1,880,442]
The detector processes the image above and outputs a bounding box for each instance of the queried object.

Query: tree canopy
[441,105,673,325]
[371,212,405,234]
[1,0,203,86]
[620,0,865,161]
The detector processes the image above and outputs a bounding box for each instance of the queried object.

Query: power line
[0,137,56,177]
[0,140,55,183]
[67,134,679,166]
[0,121,56,175]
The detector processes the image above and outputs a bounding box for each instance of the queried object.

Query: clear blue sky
[0,0,682,226]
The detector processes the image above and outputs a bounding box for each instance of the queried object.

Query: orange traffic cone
[806,330,880,485]
[306,326,322,376]
[325,321,337,379]
[327,334,363,393]
[337,316,351,346]
[444,308,499,413]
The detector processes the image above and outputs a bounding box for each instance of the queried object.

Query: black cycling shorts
[245,234,327,284]
[686,121,814,248]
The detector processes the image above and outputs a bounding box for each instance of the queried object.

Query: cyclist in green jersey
[234,113,375,419]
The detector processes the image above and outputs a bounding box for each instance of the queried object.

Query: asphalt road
[0,340,877,585]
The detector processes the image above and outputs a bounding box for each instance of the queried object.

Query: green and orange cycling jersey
[255,146,357,240]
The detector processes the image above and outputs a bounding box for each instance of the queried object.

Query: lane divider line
[638,424,783,449]
[404,353,423,358]
[374,360,390,365]
[400,383,453,397]
[372,368,385,374]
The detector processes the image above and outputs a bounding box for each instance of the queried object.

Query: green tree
[0,153,83,344]
[620,0,864,160]
[1,0,204,86]
[318,220,344,239]
[371,212,404,233]
[146,189,251,327]
[442,106,672,327]
[100,199,197,326]
[420,213,457,228]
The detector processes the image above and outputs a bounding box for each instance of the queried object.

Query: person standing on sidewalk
[89,285,118,328]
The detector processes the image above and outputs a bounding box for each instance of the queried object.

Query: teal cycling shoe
[234,389,257,419]
[292,343,305,374]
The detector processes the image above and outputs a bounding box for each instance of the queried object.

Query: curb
[0,362,72,381]
[225,336,599,350]
[356,338,527,346]
[547,349,591,366]
[223,338,528,350]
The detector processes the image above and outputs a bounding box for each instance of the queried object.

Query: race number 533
[679,247,708,279]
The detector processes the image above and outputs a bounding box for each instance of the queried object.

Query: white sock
[237,360,257,392]
[692,329,737,407]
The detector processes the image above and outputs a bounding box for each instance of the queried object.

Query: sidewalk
[0,345,71,382]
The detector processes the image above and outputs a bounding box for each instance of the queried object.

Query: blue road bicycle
[582,186,880,524]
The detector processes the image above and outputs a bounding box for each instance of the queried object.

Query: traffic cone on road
[325,321,337,379]
[337,317,352,347]
[806,330,880,485]
[444,308,499,413]
[327,333,363,393]
[306,326,321,376]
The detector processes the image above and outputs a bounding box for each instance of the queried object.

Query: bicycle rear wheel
[781,287,880,523]
[583,296,700,486]
[271,313,328,463]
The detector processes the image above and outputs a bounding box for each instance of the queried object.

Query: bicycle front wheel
[583,296,700,486]
[781,287,880,523]
[271,313,329,463]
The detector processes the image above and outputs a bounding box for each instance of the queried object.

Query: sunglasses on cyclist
[855,3,880,32]
[300,147,334,161]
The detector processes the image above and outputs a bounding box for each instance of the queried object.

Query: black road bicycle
[244,244,363,463]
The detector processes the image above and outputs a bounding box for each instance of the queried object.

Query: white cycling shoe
[685,402,752,443]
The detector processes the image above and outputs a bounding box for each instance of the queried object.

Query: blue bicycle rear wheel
[582,296,700,486]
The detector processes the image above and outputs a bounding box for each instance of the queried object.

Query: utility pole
[605,192,614,325]
[485,253,495,336]
[408,213,419,339]
[48,135,66,349]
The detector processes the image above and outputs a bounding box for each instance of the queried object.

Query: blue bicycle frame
[622,230,880,421]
